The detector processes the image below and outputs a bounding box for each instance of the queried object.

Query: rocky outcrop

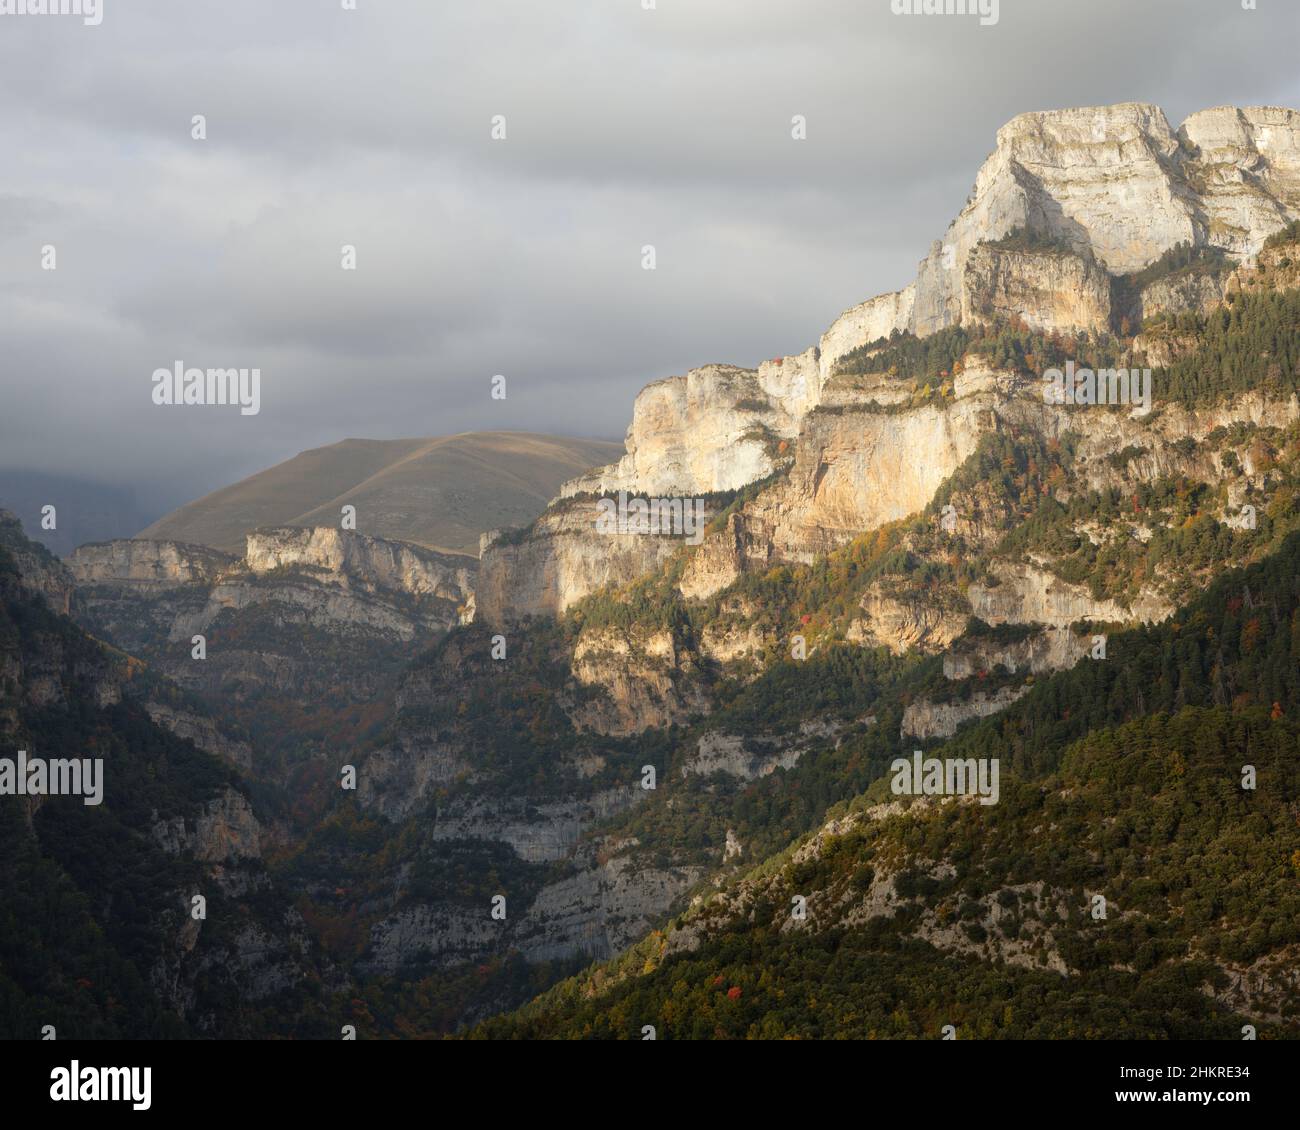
[900,685,1031,740]
[967,563,1173,629]
[476,498,701,624]
[559,362,800,499]
[962,244,1114,333]
[569,624,711,735]
[1179,106,1300,259]
[358,853,702,974]
[847,582,970,657]
[424,789,644,864]
[144,701,254,771]
[0,509,75,613]
[899,104,1293,340]
[818,288,916,380]
[942,627,1094,680]
[751,394,1000,563]
[151,787,262,865]
[245,527,474,602]
[684,730,823,781]
[68,539,236,591]
[1138,269,1227,320]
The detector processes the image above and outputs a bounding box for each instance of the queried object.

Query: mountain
[480,104,1300,622]
[476,535,1300,1038]
[66,526,475,770]
[137,432,624,557]
[328,103,1300,1035]
[19,102,1300,1040]
[0,514,344,1038]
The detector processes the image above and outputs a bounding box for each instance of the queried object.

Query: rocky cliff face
[560,361,805,499]
[0,509,76,613]
[905,103,1300,337]
[67,538,235,590]
[0,517,339,1037]
[67,526,477,770]
[478,104,1300,624]
[569,624,711,734]
[475,499,689,623]
[245,527,474,602]
[942,627,1094,680]
[961,245,1114,333]
[900,685,1031,740]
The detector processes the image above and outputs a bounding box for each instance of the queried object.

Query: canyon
[9,102,1300,1036]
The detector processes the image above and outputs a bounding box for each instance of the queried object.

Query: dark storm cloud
[1,0,1298,514]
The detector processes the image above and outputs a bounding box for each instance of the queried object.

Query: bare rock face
[245,527,474,602]
[423,789,644,864]
[358,854,702,973]
[961,245,1114,333]
[847,583,970,657]
[744,392,1003,566]
[560,362,799,499]
[68,539,235,591]
[832,103,1300,349]
[1138,269,1227,320]
[818,288,916,381]
[72,526,473,648]
[0,510,76,613]
[151,787,262,865]
[475,498,700,624]
[967,563,1174,629]
[900,686,1031,740]
[1179,106,1300,258]
[942,627,1095,680]
[685,731,813,781]
[569,624,711,735]
[144,702,254,771]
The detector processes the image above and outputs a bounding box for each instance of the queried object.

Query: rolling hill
[136,432,623,557]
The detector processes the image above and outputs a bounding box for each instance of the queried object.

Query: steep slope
[314,220,1300,1035]
[0,519,343,1038]
[476,535,1300,1039]
[20,102,1298,1042]
[66,526,474,767]
[138,432,623,556]
[480,219,1300,622]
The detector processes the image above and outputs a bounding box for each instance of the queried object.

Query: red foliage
[727,986,742,1000]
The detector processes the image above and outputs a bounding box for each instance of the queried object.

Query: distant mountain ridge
[137,432,623,557]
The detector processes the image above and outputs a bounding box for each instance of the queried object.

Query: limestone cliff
[68,538,235,590]
[478,104,1300,625]
[68,526,477,770]
[0,509,76,613]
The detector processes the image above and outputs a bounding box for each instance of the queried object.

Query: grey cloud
[1,0,1298,518]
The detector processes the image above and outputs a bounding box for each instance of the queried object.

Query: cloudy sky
[3,0,1299,518]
